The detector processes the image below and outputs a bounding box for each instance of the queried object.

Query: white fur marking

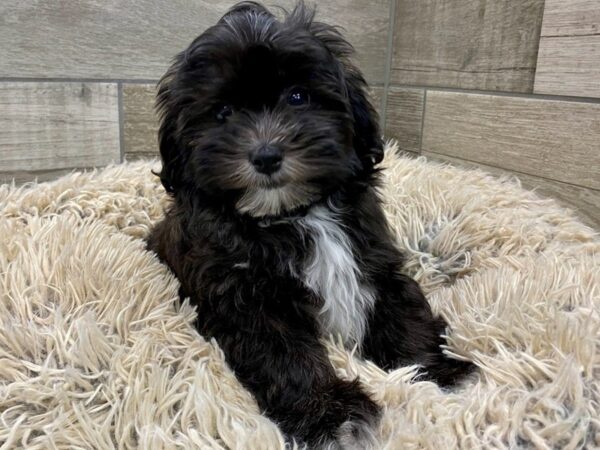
[297,206,375,346]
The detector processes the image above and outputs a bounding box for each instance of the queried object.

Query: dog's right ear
[155,65,185,196]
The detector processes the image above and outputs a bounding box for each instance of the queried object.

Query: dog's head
[156,1,383,217]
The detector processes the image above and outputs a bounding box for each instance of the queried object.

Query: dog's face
[157,1,383,217]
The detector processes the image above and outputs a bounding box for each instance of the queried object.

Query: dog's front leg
[197,278,380,449]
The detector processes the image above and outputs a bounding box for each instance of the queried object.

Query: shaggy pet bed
[1,143,598,449]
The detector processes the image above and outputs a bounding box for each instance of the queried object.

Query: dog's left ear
[342,67,384,172]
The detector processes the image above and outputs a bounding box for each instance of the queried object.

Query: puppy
[147,1,473,447]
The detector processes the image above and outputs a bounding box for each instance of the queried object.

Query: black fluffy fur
[147,2,473,447]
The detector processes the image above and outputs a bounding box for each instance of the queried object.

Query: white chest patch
[296,206,375,346]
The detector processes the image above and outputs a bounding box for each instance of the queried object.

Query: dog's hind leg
[361,273,474,387]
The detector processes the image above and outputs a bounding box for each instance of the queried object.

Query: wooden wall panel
[534,0,600,98]
[0,82,120,181]
[0,168,96,185]
[422,91,600,190]
[391,0,545,93]
[368,86,385,122]
[425,153,600,230]
[384,87,425,153]
[536,0,600,37]
[0,0,388,83]
[123,84,159,160]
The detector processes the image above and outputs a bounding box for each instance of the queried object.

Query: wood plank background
[384,87,424,154]
[0,0,388,84]
[535,0,600,97]
[537,0,600,36]
[535,35,600,98]
[0,82,120,183]
[390,0,545,93]
[0,0,599,228]
[421,91,600,190]
[123,84,159,160]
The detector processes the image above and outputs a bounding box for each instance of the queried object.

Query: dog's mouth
[259,175,286,190]
[252,168,290,190]
[236,182,319,218]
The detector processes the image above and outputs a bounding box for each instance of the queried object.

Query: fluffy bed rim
[0,142,598,449]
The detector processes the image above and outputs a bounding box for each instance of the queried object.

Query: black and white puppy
[148,1,473,447]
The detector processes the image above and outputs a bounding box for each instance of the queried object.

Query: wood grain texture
[425,152,600,230]
[390,0,545,92]
[0,82,120,180]
[368,86,385,122]
[384,87,424,153]
[123,84,159,160]
[534,0,600,98]
[0,167,99,185]
[422,91,600,190]
[537,0,600,37]
[0,0,388,83]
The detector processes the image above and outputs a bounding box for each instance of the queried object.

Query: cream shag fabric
[1,143,598,449]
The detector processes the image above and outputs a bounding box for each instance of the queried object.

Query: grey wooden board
[537,0,600,36]
[535,35,600,98]
[534,0,600,98]
[0,82,120,179]
[421,91,600,190]
[384,87,424,153]
[123,84,159,158]
[390,0,545,93]
[0,0,388,83]
[425,152,600,231]
[368,86,385,123]
[0,167,99,186]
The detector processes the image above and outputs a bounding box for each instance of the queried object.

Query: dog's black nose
[250,145,283,175]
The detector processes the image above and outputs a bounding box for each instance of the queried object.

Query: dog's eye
[287,88,309,106]
[216,104,234,122]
